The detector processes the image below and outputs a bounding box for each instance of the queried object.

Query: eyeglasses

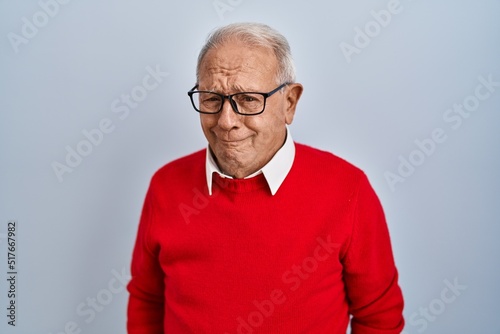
[187,83,289,116]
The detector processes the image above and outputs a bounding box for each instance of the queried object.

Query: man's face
[198,40,302,178]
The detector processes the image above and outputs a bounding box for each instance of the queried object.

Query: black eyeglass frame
[187,82,289,116]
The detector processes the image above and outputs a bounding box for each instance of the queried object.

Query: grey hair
[196,22,296,85]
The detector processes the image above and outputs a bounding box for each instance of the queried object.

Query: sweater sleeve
[127,183,165,334]
[344,173,404,333]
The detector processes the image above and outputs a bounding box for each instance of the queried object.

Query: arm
[127,185,165,334]
[344,174,404,333]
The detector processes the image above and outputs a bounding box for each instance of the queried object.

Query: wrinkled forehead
[198,40,278,88]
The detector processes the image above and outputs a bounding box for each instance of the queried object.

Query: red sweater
[127,143,404,333]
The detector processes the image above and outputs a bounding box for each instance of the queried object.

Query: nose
[217,97,241,130]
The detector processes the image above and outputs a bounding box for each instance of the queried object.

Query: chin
[219,149,250,164]
[218,150,255,173]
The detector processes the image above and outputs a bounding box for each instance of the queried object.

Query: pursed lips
[220,138,245,142]
[215,133,250,144]
[218,138,247,146]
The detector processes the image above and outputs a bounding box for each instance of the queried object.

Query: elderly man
[127,22,404,333]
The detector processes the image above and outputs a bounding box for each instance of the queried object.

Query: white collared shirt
[205,127,295,196]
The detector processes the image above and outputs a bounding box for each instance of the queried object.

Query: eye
[242,95,256,102]
[203,96,220,102]
[199,93,222,104]
[235,94,260,103]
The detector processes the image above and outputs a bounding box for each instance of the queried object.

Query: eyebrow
[202,84,260,94]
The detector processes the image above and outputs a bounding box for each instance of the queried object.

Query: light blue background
[1,0,499,333]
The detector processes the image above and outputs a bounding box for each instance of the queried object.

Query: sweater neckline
[212,172,270,194]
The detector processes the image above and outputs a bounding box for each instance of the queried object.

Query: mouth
[216,134,249,144]
[220,138,245,143]
[218,139,247,148]
[215,136,250,151]
[212,130,252,147]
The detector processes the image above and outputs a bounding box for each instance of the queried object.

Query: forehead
[198,40,277,86]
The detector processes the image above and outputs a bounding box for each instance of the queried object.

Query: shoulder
[294,142,364,178]
[151,148,206,185]
[292,142,376,205]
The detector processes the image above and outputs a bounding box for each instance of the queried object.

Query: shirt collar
[206,126,295,196]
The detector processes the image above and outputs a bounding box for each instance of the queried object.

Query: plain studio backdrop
[1,1,499,333]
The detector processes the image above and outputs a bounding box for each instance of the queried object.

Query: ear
[284,83,303,125]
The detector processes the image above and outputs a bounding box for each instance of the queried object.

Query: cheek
[259,113,287,147]
[245,117,277,144]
